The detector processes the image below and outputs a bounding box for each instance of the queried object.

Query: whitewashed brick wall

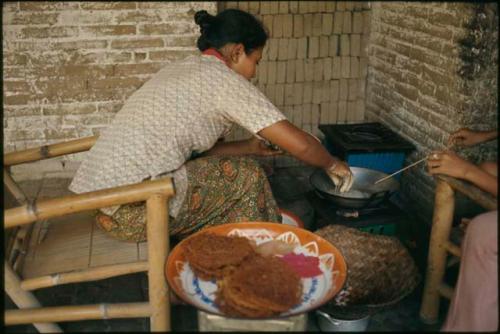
[366,2,498,222]
[221,1,372,168]
[3,1,217,180]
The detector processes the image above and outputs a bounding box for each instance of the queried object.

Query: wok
[309,167,399,209]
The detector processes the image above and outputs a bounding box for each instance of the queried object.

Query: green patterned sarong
[96,156,281,242]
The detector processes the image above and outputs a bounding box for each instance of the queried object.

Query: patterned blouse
[69,53,286,217]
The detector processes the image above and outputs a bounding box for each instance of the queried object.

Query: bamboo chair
[4,136,175,332]
[419,174,497,324]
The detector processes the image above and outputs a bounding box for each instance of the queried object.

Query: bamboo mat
[21,211,148,279]
[9,177,150,279]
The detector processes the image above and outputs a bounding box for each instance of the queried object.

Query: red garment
[202,48,230,67]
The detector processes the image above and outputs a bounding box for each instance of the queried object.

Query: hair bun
[194,10,216,31]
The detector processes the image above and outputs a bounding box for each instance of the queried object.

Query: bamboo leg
[420,180,455,324]
[4,261,62,333]
[146,195,170,332]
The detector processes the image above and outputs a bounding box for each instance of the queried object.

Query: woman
[69,9,353,242]
[427,127,497,332]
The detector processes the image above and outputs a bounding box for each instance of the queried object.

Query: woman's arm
[258,120,353,192]
[462,164,498,196]
[449,128,498,147]
[427,150,498,197]
[201,136,282,157]
[258,120,336,169]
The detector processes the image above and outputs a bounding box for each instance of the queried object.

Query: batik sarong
[96,156,281,242]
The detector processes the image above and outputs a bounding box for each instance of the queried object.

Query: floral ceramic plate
[165,222,347,318]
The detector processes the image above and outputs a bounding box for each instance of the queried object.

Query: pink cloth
[442,210,498,332]
[202,48,230,67]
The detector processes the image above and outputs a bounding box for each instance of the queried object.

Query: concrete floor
[4,166,448,332]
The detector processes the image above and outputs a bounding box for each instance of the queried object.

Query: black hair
[194,9,268,54]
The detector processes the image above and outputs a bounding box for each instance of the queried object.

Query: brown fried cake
[183,233,256,280]
[216,254,303,318]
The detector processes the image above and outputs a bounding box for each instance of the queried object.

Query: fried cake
[215,254,303,318]
[183,232,256,280]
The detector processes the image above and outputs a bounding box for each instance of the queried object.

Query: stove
[319,122,415,177]
[306,191,407,236]
[319,122,415,154]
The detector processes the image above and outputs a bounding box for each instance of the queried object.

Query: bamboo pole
[12,224,34,273]
[146,194,170,332]
[437,175,497,210]
[4,261,62,332]
[4,178,174,229]
[4,168,29,262]
[444,241,461,258]
[4,168,35,271]
[4,168,28,204]
[5,302,151,325]
[420,180,455,324]
[437,283,454,300]
[21,261,149,291]
[4,136,97,166]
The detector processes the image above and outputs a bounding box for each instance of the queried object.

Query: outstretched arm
[427,150,497,197]
[258,120,353,192]
[201,136,282,157]
[449,128,498,147]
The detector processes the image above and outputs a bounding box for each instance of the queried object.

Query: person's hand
[248,136,283,156]
[426,150,475,179]
[448,128,489,148]
[325,159,354,192]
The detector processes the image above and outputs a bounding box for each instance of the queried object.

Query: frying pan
[309,167,400,209]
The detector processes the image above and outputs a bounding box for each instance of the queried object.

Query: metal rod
[374,156,429,185]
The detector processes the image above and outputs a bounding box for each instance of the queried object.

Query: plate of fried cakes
[165,222,347,319]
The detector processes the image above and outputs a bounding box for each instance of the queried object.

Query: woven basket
[315,224,421,318]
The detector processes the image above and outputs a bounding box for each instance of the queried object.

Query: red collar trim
[202,48,230,67]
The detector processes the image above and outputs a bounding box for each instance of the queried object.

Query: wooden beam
[4,136,97,166]
[4,168,28,204]
[444,241,461,258]
[21,261,149,291]
[438,283,454,300]
[4,178,174,229]
[437,174,497,210]
[420,180,455,324]
[5,302,151,325]
[146,194,171,332]
[4,261,62,332]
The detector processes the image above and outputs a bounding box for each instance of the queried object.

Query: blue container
[319,122,415,179]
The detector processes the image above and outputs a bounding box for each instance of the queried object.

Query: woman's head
[194,9,268,79]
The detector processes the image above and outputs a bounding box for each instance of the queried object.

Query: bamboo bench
[4,136,175,332]
[419,174,497,324]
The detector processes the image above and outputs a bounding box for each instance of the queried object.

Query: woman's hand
[426,150,475,179]
[448,128,497,148]
[427,150,498,196]
[325,159,354,193]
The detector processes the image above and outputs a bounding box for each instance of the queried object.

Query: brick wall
[4,2,497,225]
[366,2,498,222]
[221,1,372,168]
[3,1,217,179]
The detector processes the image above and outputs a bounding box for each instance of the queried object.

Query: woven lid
[315,224,421,315]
